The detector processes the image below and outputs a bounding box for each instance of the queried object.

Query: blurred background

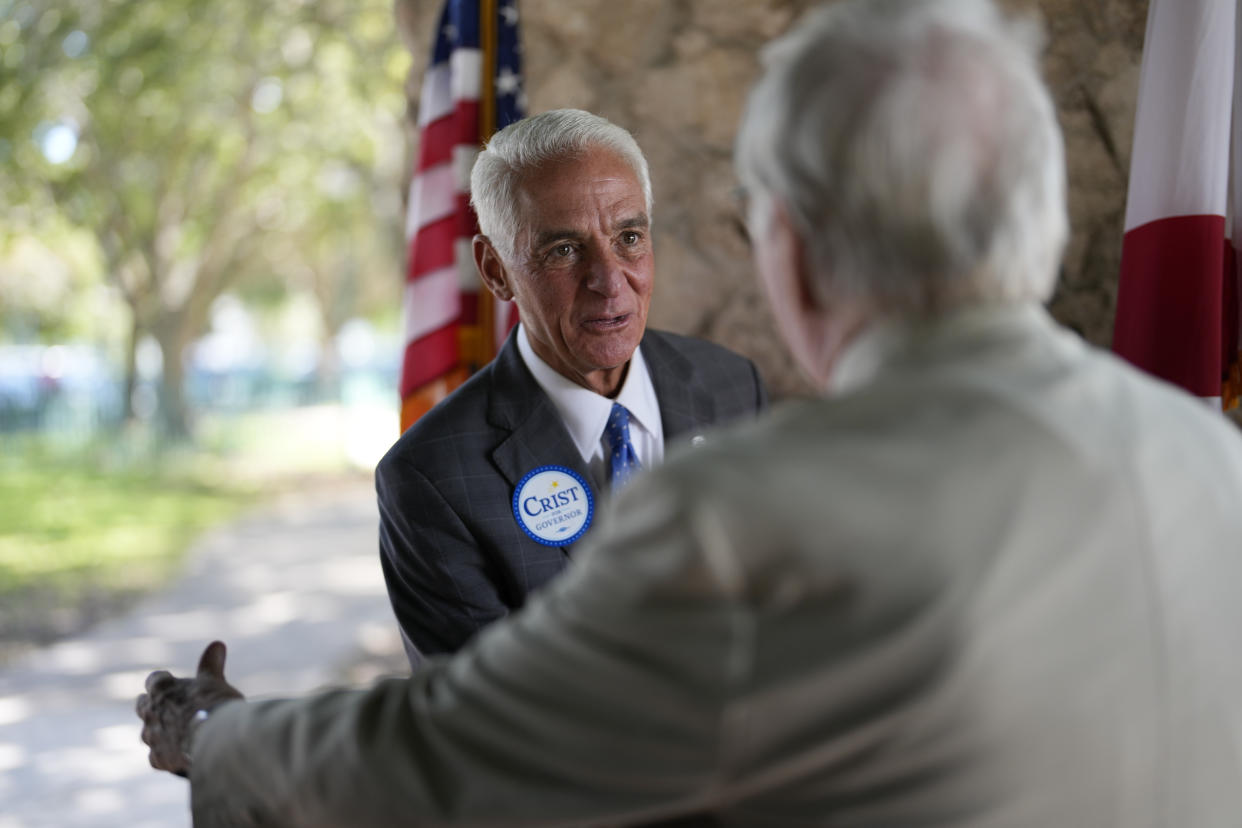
[1,1,413,822]
[0,0,410,655]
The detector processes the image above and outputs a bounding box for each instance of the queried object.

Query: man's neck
[517,324,632,398]
[583,362,630,398]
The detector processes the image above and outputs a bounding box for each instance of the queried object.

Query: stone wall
[396,0,1149,396]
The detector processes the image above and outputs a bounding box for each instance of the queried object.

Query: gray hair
[736,0,1068,315]
[470,109,653,260]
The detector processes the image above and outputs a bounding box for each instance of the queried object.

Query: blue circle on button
[512,465,594,546]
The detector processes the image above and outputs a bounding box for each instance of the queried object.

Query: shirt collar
[828,304,1052,396]
[827,317,906,397]
[517,324,661,462]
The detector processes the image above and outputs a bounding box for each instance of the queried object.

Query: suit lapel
[486,330,713,554]
[641,330,716,443]
[486,333,596,551]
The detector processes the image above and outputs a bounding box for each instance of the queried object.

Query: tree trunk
[316,328,341,404]
[153,320,192,442]
[121,312,140,423]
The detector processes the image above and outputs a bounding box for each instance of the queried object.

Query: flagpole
[476,0,499,366]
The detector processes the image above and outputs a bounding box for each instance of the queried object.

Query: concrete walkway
[0,477,406,828]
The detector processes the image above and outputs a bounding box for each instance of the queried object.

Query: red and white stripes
[1114,0,1242,408]
[400,48,482,399]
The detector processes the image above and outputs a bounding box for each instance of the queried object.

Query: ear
[766,199,821,315]
[473,235,514,301]
[754,197,869,391]
[196,640,228,680]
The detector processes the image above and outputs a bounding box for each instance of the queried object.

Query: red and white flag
[1113,0,1241,409]
[400,0,523,432]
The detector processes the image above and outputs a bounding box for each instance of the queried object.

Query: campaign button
[512,465,594,546]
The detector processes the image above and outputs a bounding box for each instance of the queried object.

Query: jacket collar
[486,327,718,492]
[486,329,594,496]
[640,329,716,443]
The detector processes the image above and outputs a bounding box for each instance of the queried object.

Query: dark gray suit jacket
[376,328,766,668]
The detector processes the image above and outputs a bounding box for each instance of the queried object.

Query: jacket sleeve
[376,456,511,669]
[189,472,741,827]
[750,358,769,413]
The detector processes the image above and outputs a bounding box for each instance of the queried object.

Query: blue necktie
[605,403,642,489]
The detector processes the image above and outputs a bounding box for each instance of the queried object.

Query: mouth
[581,313,631,331]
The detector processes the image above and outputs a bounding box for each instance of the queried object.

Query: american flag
[1113,0,1241,410]
[400,0,524,432]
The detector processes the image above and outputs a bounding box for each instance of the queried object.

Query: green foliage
[0,0,412,434]
[0,404,373,649]
[0,442,249,589]
[0,432,254,647]
[0,219,110,343]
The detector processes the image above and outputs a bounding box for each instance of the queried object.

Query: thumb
[196,640,229,682]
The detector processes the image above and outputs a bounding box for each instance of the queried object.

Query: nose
[584,249,626,298]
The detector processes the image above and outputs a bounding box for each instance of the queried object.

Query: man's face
[491,146,653,397]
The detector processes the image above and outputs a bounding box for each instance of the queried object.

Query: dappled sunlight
[31,642,102,677]
[0,696,30,726]
[99,670,154,702]
[71,788,126,816]
[356,620,399,654]
[92,722,139,752]
[36,741,142,785]
[0,478,400,826]
[121,636,176,665]
[220,561,282,594]
[0,742,26,771]
[231,590,302,630]
[271,557,386,596]
[134,610,225,643]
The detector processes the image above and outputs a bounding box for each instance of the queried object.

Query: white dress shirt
[517,324,664,492]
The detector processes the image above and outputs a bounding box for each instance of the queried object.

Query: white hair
[736,0,1068,315]
[470,109,653,260]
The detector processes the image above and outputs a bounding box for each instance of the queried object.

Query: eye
[539,241,580,266]
[620,230,641,246]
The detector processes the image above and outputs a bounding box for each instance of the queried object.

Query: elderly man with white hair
[139,0,1242,824]
[377,108,766,669]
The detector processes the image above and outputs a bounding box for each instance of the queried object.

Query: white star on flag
[496,67,520,96]
[500,4,519,26]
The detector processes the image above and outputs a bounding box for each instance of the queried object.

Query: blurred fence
[0,345,122,438]
[0,340,400,450]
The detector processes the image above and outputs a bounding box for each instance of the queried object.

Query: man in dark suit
[377,109,766,667]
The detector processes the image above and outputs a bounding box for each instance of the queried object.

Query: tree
[0,0,409,439]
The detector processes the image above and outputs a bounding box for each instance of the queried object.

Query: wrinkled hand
[135,640,245,778]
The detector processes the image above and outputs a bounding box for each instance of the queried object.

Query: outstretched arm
[186,474,739,827]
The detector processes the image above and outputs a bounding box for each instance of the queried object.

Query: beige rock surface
[396,0,1149,396]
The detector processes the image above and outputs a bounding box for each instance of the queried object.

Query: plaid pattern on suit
[376,328,767,668]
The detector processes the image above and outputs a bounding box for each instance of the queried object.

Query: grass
[0,434,256,650]
[0,403,393,657]
[0,454,249,590]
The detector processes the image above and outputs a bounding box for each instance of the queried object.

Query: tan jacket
[190,306,1242,827]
